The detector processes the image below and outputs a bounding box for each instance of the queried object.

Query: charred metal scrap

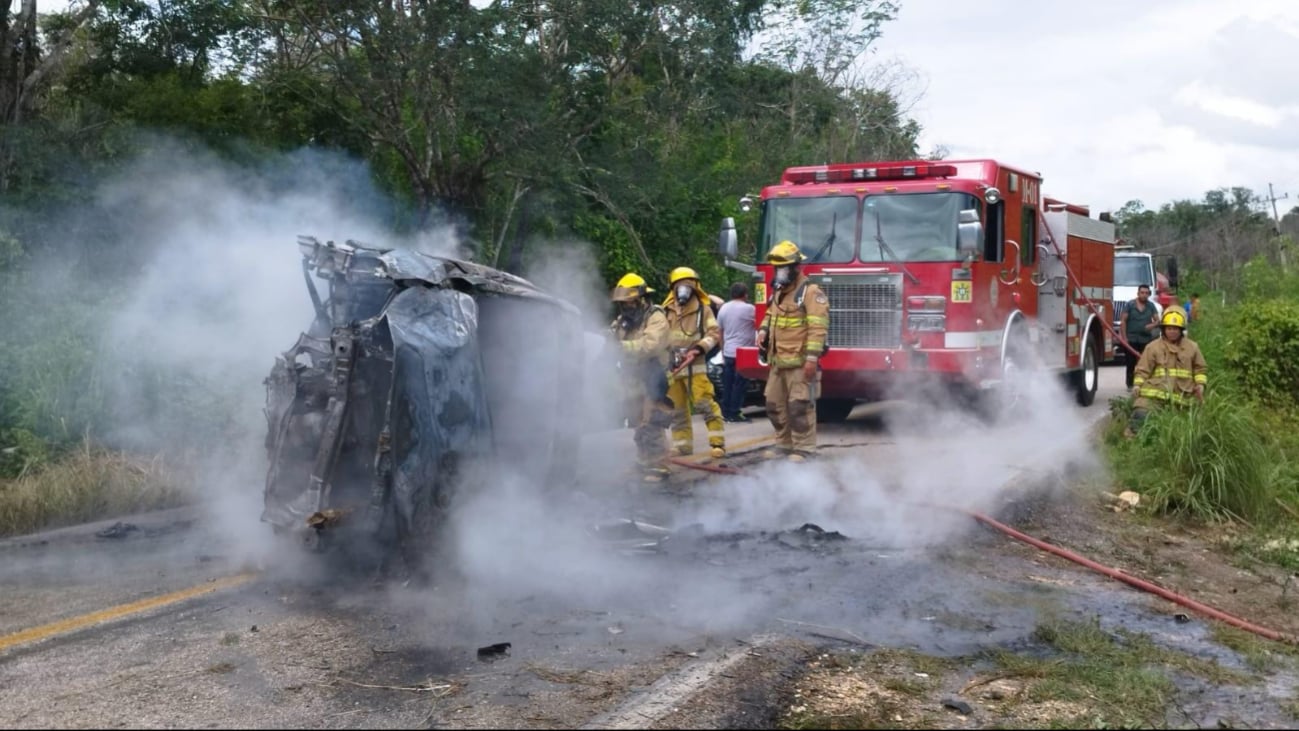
[262,237,582,574]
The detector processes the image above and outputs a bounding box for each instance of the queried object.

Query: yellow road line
[0,572,258,653]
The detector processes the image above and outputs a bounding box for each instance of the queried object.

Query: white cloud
[1173,82,1286,128]
[872,0,1299,211]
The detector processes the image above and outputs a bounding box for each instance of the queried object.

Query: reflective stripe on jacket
[1132,335,1207,404]
[759,274,830,369]
[663,292,720,376]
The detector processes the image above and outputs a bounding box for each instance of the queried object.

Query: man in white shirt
[716,282,757,422]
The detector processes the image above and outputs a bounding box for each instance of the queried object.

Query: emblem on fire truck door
[951,280,972,303]
[988,278,999,309]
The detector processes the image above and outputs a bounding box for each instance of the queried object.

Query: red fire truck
[718,159,1115,421]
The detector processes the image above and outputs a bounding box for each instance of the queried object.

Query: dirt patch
[774,475,1299,730]
[1011,482,1299,641]
[780,650,965,729]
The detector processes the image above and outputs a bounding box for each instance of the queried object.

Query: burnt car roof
[297,236,579,316]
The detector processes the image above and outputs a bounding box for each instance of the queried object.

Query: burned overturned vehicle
[262,237,581,577]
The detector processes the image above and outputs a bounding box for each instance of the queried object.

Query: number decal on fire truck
[755,283,767,302]
[951,280,972,303]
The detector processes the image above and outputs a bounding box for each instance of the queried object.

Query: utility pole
[1264,183,1288,233]
[1264,183,1290,271]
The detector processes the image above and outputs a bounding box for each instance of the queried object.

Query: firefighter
[610,272,674,482]
[662,266,726,459]
[1125,307,1207,437]
[756,241,829,462]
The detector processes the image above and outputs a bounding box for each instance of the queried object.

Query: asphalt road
[1,366,1173,729]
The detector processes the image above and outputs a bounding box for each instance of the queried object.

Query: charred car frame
[262,237,581,578]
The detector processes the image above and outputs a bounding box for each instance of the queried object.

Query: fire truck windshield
[862,192,978,262]
[759,196,857,263]
[1114,256,1155,286]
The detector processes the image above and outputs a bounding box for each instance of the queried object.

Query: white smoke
[95,141,464,564]
[49,137,1100,640]
[685,365,1099,547]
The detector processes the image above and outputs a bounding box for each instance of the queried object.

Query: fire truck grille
[817,275,903,349]
[1112,299,1127,323]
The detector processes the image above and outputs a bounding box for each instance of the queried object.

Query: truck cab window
[1021,208,1037,265]
[984,200,1004,263]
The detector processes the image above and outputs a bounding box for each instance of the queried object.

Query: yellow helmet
[1160,308,1186,329]
[669,266,700,286]
[611,272,653,302]
[767,240,806,266]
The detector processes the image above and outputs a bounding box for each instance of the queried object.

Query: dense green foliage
[4,0,1299,530]
[1105,183,1299,528]
[1223,298,1299,410]
[1104,246,1299,526]
[0,0,925,471]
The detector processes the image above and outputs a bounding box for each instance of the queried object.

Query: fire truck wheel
[815,398,856,423]
[982,327,1036,423]
[1073,335,1100,406]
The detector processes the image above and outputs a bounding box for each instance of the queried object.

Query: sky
[870,0,1299,215]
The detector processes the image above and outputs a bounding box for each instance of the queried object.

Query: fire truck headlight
[908,314,946,332]
[984,187,1001,205]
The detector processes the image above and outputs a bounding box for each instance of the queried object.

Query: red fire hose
[664,456,1297,646]
[666,457,743,475]
[966,509,1297,645]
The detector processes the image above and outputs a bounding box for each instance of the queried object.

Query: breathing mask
[617,300,645,328]
[773,265,795,288]
[675,283,693,305]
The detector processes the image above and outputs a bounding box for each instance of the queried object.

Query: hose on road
[664,456,1298,646]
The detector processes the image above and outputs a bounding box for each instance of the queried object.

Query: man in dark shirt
[1119,284,1159,389]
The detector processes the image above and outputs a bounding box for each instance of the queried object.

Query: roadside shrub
[1240,254,1299,302]
[0,428,49,478]
[1222,298,1299,410]
[0,441,190,538]
[1107,391,1293,525]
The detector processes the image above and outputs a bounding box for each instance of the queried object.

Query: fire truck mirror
[718,217,738,259]
[1166,255,1179,290]
[957,208,983,257]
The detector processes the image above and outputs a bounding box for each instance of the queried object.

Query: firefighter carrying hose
[756,241,829,462]
[610,273,674,482]
[663,266,726,459]
[1125,307,1207,438]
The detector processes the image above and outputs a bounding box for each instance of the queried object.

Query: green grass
[1105,392,1296,525]
[1102,287,1299,532]
[780,620,1264,730]
[1209,625,1299,673]
[986,617,1250,729]
[0,441,190,537]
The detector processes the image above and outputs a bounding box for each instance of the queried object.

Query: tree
[0,1,103,190]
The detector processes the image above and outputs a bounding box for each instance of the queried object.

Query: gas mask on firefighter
[773,265,796,289]
[617,300,645,329]
[675,283,694,305]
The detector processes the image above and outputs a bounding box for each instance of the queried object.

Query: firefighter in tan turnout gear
[610,273,674,482]
[662,266,727,459]
[1125,307,1207,437]
[756,241,829,462]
